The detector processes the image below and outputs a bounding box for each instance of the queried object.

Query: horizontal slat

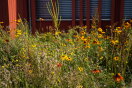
[101,0,111,19]
[124,0,132,19]
[36,0,72,19]
[36,0,51,19]
[83,0,98,19]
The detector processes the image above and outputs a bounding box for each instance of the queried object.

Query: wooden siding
[0,0,9,26]
[0,0,131,33]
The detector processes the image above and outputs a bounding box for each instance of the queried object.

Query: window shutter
[36,0,72,20]
[124,0,132,19]
[36,0,51,19]
[59,0,72,19]
[76,0,80,19]
[83,0,98,19]
[90,0,98,19]
[101,0,111,20]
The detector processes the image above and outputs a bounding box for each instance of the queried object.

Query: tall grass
[0,19,132,87]
[0,0,132,87]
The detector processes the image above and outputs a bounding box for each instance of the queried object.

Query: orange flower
[91,69,101,73]
[57,63,62,67]
[113,73,123,82]
[66,39,72,42]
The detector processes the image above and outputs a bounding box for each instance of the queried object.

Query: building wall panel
[0,0,9,26]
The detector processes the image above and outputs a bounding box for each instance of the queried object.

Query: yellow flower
[51,72,55,75]
[76,85,83,88]
[80,31,86,35]
[101,31,105,34]
[82,25,87,29]
[55,31,61,35]
[113,56,119,61]
[99,56,103,60]
[98,28,103,32]
[80,36,87,41]
[2,66,4,68]
[60,55,68,60]
[28,70,33,74]
[98,34,103,38]
[111,40,119,45]
[60,43,66,46]
[16,29,22,37]
[78,67,84,72]
[65,57,72,61]
[93,40,101,45]
[85,45,90,48]
[98,46,104,52]
[32,45,37,48]
[0,22,4,24]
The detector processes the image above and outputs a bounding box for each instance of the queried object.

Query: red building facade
[0,0,132,35]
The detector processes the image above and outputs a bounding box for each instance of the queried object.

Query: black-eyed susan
[80,31,86,35]
[65,57,72,61]
[81,25,87,29]
[113,56,119,61]
[60,55,68,60]
[113,73,123,82]
[98,34,103,38]
[80,36,87,41]
[98,28,103,32]
[85,45,90,48]
[93,40,101,45]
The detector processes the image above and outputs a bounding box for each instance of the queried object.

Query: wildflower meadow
[0,0,132,88]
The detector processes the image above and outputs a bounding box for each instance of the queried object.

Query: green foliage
[0,19,132,88]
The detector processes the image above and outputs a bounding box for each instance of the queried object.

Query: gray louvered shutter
[36,0,51,19]
[76,0,80,19]
[124,0,132,19]
[90,0,98,19]
[101,0,111,20]
[59,0,72,19]
[83,0,98,19]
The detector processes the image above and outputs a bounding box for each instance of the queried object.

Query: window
[36,0,132,21]
[124,0,132,19]
[36,0,72,20]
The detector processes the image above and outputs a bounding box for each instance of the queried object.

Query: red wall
[0,0,9,27]
[17,0,28,19]
[0,0,125,33]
